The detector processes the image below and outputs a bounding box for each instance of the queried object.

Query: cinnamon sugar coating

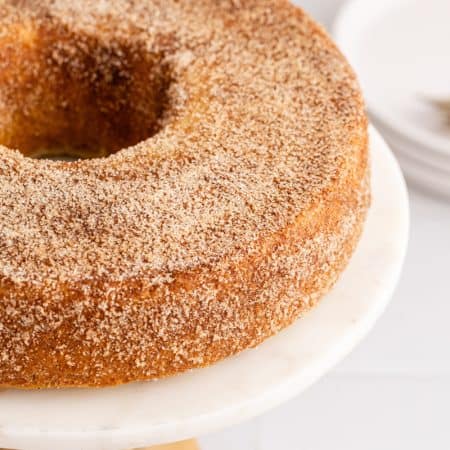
[0,0,369,388]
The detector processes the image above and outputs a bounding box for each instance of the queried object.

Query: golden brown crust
[0,0,369,388]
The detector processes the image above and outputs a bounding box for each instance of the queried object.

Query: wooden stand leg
[141,439,199,450]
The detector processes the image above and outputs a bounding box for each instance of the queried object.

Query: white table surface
[201,1,450,449]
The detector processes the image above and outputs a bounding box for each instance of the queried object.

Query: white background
[201,1,450,449]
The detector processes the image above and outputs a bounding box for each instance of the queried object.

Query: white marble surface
[0,127,407,450]
[201,2,450,449]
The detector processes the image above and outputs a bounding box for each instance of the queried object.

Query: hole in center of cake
[0,22,172,160]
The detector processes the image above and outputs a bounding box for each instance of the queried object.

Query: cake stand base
[145,440,199,450]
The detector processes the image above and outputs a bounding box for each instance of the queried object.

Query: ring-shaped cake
[0,0,369,388]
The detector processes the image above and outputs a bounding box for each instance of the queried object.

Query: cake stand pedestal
[143,440,199,450]
[0,127,409,450]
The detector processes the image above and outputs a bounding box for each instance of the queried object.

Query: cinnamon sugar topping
[0,0,368,388]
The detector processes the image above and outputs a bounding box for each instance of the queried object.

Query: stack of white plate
[333,0,450,198]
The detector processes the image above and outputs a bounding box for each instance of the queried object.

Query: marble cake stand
[0,127,409,450]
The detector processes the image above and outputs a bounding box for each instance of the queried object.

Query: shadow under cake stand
[0,126,409,450]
